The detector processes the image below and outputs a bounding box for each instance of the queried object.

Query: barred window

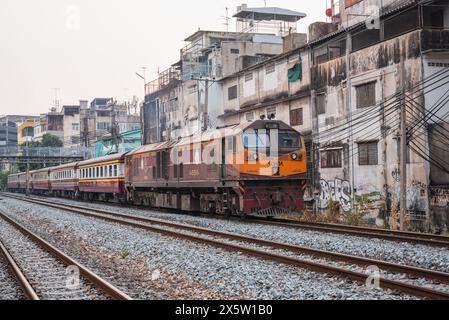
[245,73,253,82]
[321,149,342,168]
[356,82,376,109]
[265,63,275,74]
[358,142,378,166]
[245,112,255,122]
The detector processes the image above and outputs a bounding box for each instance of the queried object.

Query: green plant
[344,210,365,226]
[0,171,8,191]
[120,249,130,259]
[325,200,341,223]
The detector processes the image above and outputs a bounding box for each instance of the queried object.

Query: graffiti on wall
[430,187,449,207]
[320,179,352,212]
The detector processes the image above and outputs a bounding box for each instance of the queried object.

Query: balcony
[421,29,449,53]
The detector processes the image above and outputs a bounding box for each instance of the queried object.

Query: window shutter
[368,142,378,165]
[359,144,368,166]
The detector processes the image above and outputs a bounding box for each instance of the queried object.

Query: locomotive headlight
[291,153,298,161]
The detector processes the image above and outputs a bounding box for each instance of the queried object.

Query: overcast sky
[0,0,329,116]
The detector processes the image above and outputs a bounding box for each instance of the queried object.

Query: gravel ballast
[0,198,418,300]
[45,196,449,273]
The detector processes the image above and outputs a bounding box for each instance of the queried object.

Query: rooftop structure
[234,4,307,36]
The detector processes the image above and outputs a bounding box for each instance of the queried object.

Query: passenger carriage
[31,168,51,195]
[78,153,127,202]
[49,163,79,198]
[7,173,21,192]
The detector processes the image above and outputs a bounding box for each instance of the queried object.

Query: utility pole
[399,59,407,231]
[25,140,30,197]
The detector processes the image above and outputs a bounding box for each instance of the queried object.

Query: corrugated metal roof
[233,7,306,22]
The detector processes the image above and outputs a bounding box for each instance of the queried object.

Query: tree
[41,134,63,148]
[0,171,8,191]
[18,134,63,171]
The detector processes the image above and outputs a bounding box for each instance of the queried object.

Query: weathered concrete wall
[314,29,429,225]
[221,49,312,130]
[430,187,449,231]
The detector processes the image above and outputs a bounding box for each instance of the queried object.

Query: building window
[266,107,277,119]
[356,82,376,109]
[321,149,342,168]
[290,108,303,126]
[358,142,378,166]
[228,85,238,100]
[97,122,111,130]
[230,48,240,54]
[384,8,419,40]
[245,73,253,82]
[72,123,80,131]
[246,112,255,122]
[316,94,326,115]
[265,63,276,74]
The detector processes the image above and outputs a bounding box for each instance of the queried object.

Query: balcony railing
[421,29,449,53]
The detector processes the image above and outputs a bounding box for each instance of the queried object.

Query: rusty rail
[0,239,39,300]
[0,209,132,300]
[4,193,449,300]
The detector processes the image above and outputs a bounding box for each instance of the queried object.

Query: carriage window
[96,167,99,178]
[100,167,104,178]
[109,166,113,178]
[113,165,118,177]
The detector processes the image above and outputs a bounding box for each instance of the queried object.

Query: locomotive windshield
[243,130,302,151]
[278,131,301,149]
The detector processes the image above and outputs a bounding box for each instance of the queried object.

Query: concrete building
[142,5,307,145]
[33,110,64,143]
[82,98,141,158]
[93,129,142,158]
[308,0,449,229]
[139,1,449,230]
[62,104,82,147]
[17,118,39,145]
[0,117,18,147]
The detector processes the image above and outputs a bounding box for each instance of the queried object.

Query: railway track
[3,193,449,300]
[4,192,448,247]
[249,217,449,247]
[0,208,132,300]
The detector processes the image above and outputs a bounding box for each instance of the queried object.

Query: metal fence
[0,146,87,158]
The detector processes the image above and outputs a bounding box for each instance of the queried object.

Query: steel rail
[3,192,448,247]
[0,239,39,300]
[0,209,132,300]
[251,217,449,244]
[5,194,449,300]
[10,195,449,285]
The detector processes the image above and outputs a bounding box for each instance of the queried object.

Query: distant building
[62,103,84,147]
[33,109,64,143]
[142,5,307,144]
[18,118,39,145]
[93,129,142,158]
[0,117,18,147]
[81,98,141,158]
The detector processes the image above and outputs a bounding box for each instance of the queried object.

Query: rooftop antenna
[52,88,61,113]
[221,7,231,33]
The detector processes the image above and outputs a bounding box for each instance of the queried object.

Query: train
[7,120,308,216]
